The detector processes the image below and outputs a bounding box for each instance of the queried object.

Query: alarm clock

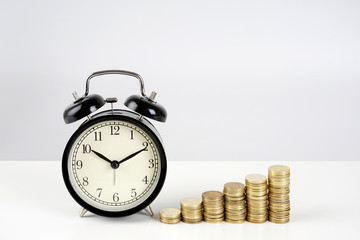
[62,70,167,218]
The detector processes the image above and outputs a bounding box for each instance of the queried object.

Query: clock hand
[118,145,148,165]
[91,150,112,164]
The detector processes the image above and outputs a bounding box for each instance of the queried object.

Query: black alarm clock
[62,70,167,218]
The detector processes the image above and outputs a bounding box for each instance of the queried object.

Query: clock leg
[79,207,88,218]
[144,205,154,217]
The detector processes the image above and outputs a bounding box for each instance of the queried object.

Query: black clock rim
[62,113,167,217]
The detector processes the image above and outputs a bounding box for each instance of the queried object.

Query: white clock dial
[67,120,161,212]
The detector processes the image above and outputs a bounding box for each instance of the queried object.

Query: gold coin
[269,202,289,207]
[247,216,267,223]
[268,197,290,202]
[269,183,290,188]
[268,192,290,197]
[181,198,202,209]
[182,216,202,221]
[160,218,181,224]
[247,184,267,187]
[269,179,290,184]
[269,201,290,206]
[225,213,246,219]
[247,202,268,207]
[246,197,268,201]
[245,174,267,184]
[268,174,290,180]
[225,200,246,204]
[225,205,246,211]
[203,201,224,206]
[268,165,290,175]
[268,196,289,201]
[182,214,203,220]
[203,211,224,217]
[247,209,268,214]
[226,208,246,213]
[183,219,202,224]
[225,196,246,202]
[159,208,181,220]
[202,191,223,200]
[203,204,223,209]
[269,216,289,224]
[269,188,290,194]
[204,218,224,223]
[182,213,202,219]
[225,218,245,224]
[269,211,290,217]
[246,192,267,198]
[182,209,202,214]
[269,177,290,182]
[223,182,245,193]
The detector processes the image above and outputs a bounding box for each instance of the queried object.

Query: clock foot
[144,205,154,217]
[79,208,88,218]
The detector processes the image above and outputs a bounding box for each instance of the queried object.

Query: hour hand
[91,150,112,164]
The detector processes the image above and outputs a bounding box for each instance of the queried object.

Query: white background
[0,0,359,161]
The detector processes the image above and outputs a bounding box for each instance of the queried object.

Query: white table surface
[0,161,359,240]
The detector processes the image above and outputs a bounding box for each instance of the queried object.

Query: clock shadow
[82,209,155,224]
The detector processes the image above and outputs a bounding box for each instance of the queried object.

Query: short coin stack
[159,208,181,224]
[245,174,268,223]
[181,198,203,224]
[268,165,290,223]
[223,182,246,223]
[202,191,224,223]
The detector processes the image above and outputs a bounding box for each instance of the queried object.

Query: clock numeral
[148,159,154,168]
[142,175,148,184]
[110,126,120,135]
[131,188,137,198]
[82,144,91,154]
[142,142,149,151]
[96,188,102,197]
[82,177,89,186]
[130,130,134,140]
[94,132,102,141]
[76,160,83,170]
[113,193,119,202]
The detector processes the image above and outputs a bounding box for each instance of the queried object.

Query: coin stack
[159,208,181,224]
[181,198,203,224]
[268,165,290,223]
[202,191,224,223]
[223,182,246,224]
[245,174,268,223]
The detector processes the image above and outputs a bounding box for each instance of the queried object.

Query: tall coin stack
[245,174,268,223]
[268,165,290,223]
[181,198,203,224]
[202,191,224,223]
[223,182,246,224]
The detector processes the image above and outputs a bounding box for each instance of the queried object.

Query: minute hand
[118,146,147,164]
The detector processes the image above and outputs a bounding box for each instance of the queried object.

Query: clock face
[62,114,166,217]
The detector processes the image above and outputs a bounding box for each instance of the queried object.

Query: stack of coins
[245,174,268,223]
[223,182,246,223]
[159,208,181,224]
[181,198,203,224]
[202,191,224,223]
[268,165,290,223]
